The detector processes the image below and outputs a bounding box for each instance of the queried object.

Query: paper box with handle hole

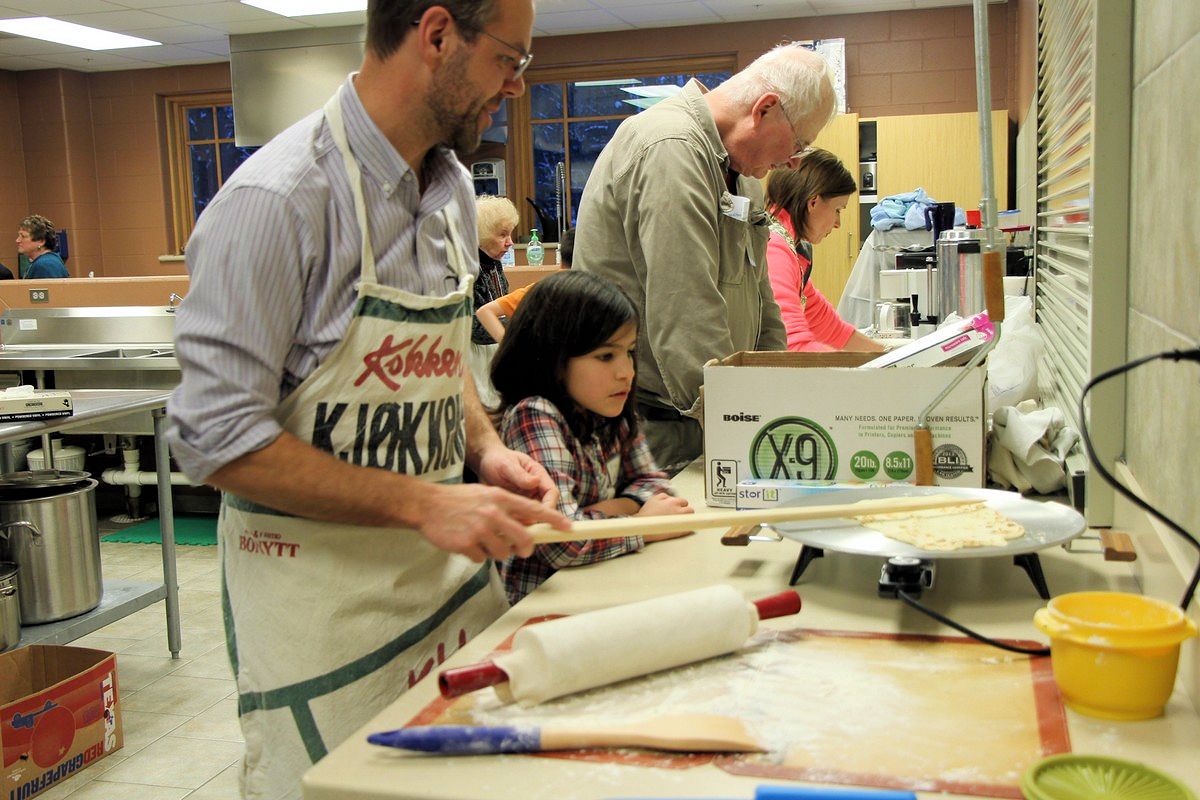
[0,646,122,800]
[703,351,985,507]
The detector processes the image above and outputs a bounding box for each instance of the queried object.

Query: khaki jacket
[575,80,787,419]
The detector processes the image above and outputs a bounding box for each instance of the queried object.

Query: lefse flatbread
[852,497,1026,551]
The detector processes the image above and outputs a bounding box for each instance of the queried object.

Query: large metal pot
[0,562,20,650]
[0,477,102,624]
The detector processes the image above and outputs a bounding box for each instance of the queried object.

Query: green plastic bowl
[1022,754,1196,800]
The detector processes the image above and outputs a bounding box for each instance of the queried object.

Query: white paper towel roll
[492,585,757,707]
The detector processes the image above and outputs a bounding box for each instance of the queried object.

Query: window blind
[1033,0,1132,525]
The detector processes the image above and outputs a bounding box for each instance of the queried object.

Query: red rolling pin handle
[752,590,802,620]
[438,661,509,699]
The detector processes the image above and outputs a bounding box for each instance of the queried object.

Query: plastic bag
[987,295,1042,414]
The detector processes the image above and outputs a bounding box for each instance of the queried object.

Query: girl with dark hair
[765,149,883,352]
[490,271,693,603]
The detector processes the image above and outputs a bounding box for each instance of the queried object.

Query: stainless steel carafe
[934,228,985,319]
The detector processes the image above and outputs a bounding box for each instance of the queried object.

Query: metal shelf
[0,392,182,657]
[15,580,167,647]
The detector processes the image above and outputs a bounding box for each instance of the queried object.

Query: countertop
[0,388,171,444]
[303,463,1200,799]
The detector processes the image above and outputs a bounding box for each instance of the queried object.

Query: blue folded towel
[870,188,967,232]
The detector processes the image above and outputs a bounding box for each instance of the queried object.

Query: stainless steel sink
[75,348,174,359]
[0,347,112,360]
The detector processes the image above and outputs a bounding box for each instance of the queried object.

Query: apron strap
[324,84,379,286]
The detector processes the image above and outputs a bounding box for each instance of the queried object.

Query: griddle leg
[789,545,825,586]
[1014,553,1051,599]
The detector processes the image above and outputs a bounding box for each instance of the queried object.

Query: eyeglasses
[477,29,533,79]
[411,16,533,80]
[771,91,813,160]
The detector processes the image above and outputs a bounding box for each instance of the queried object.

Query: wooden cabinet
[762,109,1009,309]
[806,113,860,309]
[875,110,1009,213]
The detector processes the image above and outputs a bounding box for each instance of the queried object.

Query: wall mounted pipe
[100,469,193,487]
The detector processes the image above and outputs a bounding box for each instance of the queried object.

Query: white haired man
[574,44,837,473]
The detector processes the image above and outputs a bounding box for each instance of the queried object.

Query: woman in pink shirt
[765,150,883,353]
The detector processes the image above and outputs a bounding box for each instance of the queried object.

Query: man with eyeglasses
[575,44,837,475]
[169,2,568,797]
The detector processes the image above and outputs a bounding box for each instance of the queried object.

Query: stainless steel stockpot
[0,477,103,625]
[0,562,20,650]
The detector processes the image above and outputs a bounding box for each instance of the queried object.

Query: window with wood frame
[497,55,736,240]
[164,92,259,253]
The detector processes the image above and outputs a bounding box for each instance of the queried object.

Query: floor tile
[179,569,222,592]
[120,626,225,659]
[121,709,190,756]
[171,645,234,680]
[27,768,95,800]
[98,736,242,790]
[73,780,191,799]
[87,612,166,641]
[173,697,242,743]
[183,763,241,800]
[116,652,190,691]
[122,674,236,716]
[71,633,142,652]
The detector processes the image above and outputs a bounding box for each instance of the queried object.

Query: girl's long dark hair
[491,271,639,443]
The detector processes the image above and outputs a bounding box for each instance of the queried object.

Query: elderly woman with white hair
[470,194,519,408]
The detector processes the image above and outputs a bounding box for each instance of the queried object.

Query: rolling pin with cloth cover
[440,585,800,706]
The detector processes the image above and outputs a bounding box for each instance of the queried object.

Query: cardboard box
[1,646,122,799]
[0,388,73,423]
[703,352,986,507]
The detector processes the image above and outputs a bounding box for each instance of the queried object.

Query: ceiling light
[241,0,367,16]
[0,17,160,50]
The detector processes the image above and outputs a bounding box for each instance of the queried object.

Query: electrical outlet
[29,288,49,303]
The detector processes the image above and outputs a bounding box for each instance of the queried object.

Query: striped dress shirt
[167,76,479,481]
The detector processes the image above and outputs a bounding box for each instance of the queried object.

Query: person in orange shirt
[475,226,573,341]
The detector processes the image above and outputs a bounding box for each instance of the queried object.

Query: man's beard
[428,48,493,154]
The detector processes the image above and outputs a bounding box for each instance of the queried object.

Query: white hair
[475,195,519,243]
[723,43,836,129]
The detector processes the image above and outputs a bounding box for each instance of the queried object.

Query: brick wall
[0,3,1021,280]
[0,70,27,269]
[530,3,1016,119]
[1,61,230,279]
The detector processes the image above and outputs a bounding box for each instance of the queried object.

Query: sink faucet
[167,293,183,313]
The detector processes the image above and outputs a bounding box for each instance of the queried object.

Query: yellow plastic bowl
[1033,591,1198,720]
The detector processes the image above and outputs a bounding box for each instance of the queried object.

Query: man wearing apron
[168,2,566,797]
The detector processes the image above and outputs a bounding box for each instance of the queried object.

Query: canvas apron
[218,85,508,800]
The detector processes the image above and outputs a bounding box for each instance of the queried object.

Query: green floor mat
[102,515,218,546]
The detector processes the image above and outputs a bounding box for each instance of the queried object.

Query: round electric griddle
[767,486,1086,598]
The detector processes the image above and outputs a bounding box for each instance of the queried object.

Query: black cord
[1078,348,1200,610]
[896,590,1051,656]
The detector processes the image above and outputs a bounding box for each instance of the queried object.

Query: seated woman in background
[469,195,519,407]
[765,151,882,353]
[475,227,574,343]
[15,215,68,279]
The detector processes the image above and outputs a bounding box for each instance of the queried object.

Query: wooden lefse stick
[914,427,935,486]
[527,494,982,544]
